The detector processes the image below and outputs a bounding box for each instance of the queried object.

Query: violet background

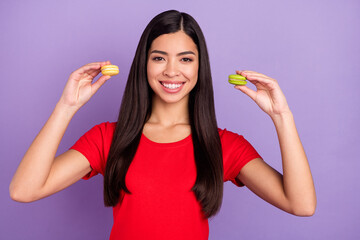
[1,0,359,239]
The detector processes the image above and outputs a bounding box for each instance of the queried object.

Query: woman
[9,10,316,239]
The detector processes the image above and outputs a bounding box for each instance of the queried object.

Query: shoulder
[87,121,116,136]
[217,127,260,165]
[217,127,259,155]
[218,127,262,184]
[76,121,117,144]
[94,121,117,131]
[217,128,246,146]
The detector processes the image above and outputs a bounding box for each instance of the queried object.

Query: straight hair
[104,10,223,218]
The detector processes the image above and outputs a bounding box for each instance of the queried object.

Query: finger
[235,71,270,84]
[88,61,111,67]
[88,60,112,75]
[236,70,255,78]
[235,85,257,101]
[236,70,274,80]
[91,74,112,95]
[72,61,111,78]
[88,60,113,77]
[71,64,101,79]
[238,71,272,79]
[242,73,277,88]
[236,70,264,75]
[74,61,111,74]
[245,73,273,81]
[100,60,112,67]
[235,71,275,89]
[235,70,247,78]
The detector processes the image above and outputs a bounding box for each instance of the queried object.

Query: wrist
[270,110,294,125]
[55,100,79,119]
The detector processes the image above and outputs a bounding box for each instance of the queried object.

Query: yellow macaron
[101,65,119,76]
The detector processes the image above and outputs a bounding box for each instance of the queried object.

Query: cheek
[147,61,153,78]
[183,64,199,80]
[147,62,163,79]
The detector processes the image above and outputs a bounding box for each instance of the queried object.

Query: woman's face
[147,31,199,104]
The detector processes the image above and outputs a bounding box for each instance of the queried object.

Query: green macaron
[228,74,247,85]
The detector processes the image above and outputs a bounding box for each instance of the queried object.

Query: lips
[159,81,185,93]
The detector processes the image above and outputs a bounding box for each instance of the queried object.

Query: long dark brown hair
[104,10,223,218]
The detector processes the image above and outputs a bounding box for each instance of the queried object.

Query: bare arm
[9,61,113,202]
[234,70,316,216]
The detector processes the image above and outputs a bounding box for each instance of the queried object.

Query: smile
[160,82,184,89]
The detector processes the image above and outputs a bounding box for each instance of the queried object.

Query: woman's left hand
[234,70,291,118]
[234,70,317,216]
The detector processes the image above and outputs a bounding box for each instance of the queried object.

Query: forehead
[149,31,198,54]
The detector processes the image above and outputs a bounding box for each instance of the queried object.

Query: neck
[147,95,190,127]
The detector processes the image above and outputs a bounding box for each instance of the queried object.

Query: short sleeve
[220,128,262,187]
[69,122,115,180]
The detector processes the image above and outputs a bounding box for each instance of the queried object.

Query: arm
[9,61,113,202]
[234,70,316,216]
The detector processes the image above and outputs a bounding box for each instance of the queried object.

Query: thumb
[91,75,111,95]
[235,85,257,102]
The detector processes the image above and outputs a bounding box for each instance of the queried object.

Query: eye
[181,58,193,62]
[152,56,164,61]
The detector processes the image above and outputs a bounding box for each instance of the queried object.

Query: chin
[154,93,189,105]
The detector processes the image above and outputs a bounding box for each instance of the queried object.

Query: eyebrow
[150,50,196,56]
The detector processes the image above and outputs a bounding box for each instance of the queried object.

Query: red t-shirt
[70,122,261,240]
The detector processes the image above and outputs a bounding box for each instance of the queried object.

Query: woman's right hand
[9,61,115,203]
[59,61,113,110]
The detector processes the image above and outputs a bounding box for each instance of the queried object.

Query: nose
[163,60,180,77]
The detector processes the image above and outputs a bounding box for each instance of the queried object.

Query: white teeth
[162,82,183,89]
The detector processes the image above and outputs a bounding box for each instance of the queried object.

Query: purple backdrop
[1,0,359,239]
